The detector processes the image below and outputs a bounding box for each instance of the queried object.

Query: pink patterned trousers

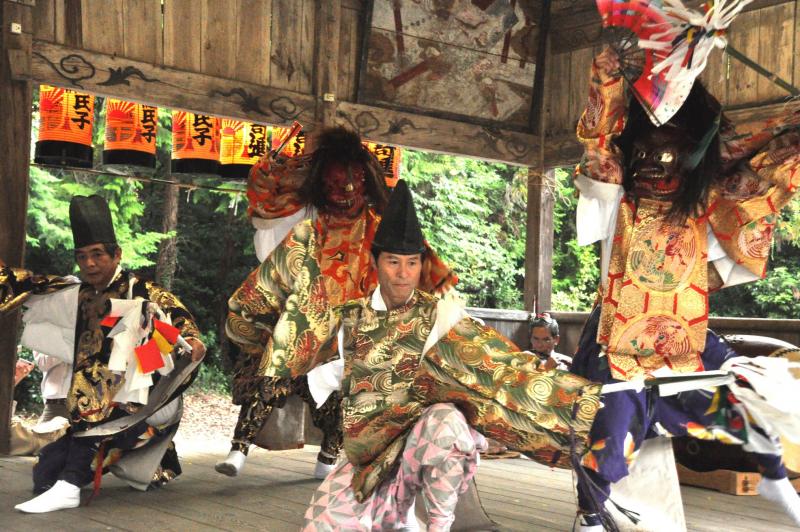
[303,403,487,532]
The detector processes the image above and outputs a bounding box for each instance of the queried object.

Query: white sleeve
[38,357,72,400]
[21,284,81,364]
[251,206,315,262]
[306,324,345,408]
[574,174,624,246]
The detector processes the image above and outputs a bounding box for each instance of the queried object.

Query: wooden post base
[677,464,800,496]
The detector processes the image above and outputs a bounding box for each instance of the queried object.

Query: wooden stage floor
[1,438,797,531]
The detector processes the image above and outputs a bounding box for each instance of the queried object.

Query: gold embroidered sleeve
[575,55,628,186]
[258,228,342,378]
[0,266,74,313]
[416,317,602,468]
[708,129,800,279]
[144,281,201,340]
[226,220,313,351]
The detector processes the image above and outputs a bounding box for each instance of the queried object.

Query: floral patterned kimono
[570,56,800,506]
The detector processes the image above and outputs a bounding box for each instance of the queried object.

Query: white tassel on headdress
[641,0,752,77]
[721,356,800,447]
[637,0,752,124]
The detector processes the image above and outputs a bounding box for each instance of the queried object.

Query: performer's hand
[595,47,622,83]
[14,359,34,386]
[541,357,558,371]
[185,338,206,362]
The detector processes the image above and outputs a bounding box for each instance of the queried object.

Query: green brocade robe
[254,233,602,502]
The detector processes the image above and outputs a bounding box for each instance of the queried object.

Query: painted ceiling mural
[361,0,537,127]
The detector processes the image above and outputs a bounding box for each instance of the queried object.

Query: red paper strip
[153,319,181,344]
[135,339,165,374]
[100,316,120,328]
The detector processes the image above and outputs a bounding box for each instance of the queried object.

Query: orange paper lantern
[270,126,306,158]
[220,120,268,179]
[102,98,158,170]
[35,84,95,167]
[171,110,221,175]
[365,142,402,188]
[267,127,402,187]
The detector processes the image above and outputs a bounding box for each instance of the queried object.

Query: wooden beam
[336,100,546,166]
[30,40,551,166]
[30,40,318,129]
[313,0,341,130]
[525,1,553,313]
[529,0,551,131]
[0,0,34,455]
[725,98,800,125]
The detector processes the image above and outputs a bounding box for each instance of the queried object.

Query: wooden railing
[467,308,800,356]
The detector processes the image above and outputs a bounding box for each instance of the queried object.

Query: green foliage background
[18,89,800,404]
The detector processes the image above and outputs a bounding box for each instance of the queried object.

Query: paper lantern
[270,126,306,158]
[35,84,95,167]
[219,120,268,179]
[268,126,402,187]
[102,98,158,170]
[365,142,402,188]
[171,111,221,175]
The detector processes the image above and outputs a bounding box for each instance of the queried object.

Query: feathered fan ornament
[597,0,752,126]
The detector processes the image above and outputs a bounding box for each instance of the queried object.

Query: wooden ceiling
[547,0,796,52]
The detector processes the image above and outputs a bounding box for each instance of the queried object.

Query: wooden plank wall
[30,0,348,100]
[544,1,800,143]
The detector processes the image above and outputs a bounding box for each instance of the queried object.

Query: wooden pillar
[524,0,553,313]
[524,168,554,312]
[0,0,33,454]
[313,0,341,132]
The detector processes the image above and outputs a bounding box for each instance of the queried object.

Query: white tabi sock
[758,477,800,526]
[575,512,603,532]
[15,480,80,513]
[215,450,247,477]
[313,459,336,480]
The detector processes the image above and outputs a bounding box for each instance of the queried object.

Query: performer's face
[374,252,422,310]
[629,127,690,200]
[322,162,366,217]
[75,243,121,290]
[530,326,559,358]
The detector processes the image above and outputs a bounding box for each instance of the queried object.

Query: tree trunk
[216,205,237,358]
[155,183,180,290]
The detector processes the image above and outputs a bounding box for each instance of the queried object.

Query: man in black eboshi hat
[2,195,205,513]
[252,180,602,531]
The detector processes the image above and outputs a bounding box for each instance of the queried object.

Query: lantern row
[34,85,402,184]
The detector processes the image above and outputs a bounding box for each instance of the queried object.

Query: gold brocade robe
[259,283,601,501]
[599,198,709,379]
[576,57,800,381]
[226,209,457,385]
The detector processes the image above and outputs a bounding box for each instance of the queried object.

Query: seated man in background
[529,312,571,371]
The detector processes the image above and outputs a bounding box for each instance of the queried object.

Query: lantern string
[230,193,242,216]
[30,162,247,195]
